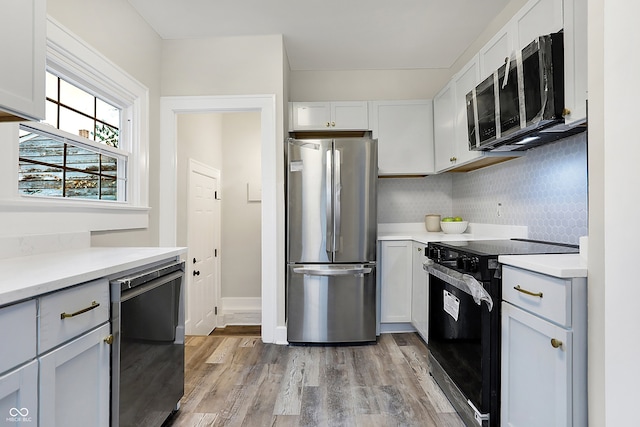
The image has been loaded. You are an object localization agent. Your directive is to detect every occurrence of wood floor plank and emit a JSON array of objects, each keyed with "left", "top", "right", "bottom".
[
  {"left": 205, "top": 337, "right": 241, "bottom": 364},
  {"left": 167, "top": 332, "right": 464, "bottom": 427}
]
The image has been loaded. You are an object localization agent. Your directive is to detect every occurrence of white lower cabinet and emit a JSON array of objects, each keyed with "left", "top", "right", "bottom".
[
  {"left": 410, "top": 242, "right": 428, "bottom": 342},
  {"left": 380, "top": 240, "right": 413, "bottom": 323},
  {"left": 39, "top": 323, "right": 110, "bottom": 427},
  {"left": 0, "top": 360, "right": 38, "bottom": 424},
  {"left": 501, "top": 265, "right": 587, "bottom": 427},
  {"left": 501, "top": 303, "right": 571, "bottom": 426}
]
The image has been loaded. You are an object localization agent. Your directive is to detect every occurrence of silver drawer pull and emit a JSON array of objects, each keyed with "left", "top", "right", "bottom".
[
  {"left": 60, "top": 301, "right": 100, "bottom": 319},
  {"left": 513, "top": 285, "right": 543, "bottom": 298}
]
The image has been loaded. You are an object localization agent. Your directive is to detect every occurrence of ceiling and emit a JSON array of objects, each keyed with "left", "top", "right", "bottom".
[{"left": 127, "top": 0, "right": 511, "bottom": 71}]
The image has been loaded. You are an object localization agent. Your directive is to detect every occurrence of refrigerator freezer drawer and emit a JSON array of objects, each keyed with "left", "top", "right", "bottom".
[{"left": 287, "top": 264, "right": 376, "bottom": 344}]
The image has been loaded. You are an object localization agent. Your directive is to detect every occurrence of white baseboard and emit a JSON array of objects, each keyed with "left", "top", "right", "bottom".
[
  {"left": 379, "top": 322, "right": 416, "bottom": 334},
  {"left": 220, "top": 297, "right": 261, "bottom": 326},
  {"left": 273, "top": 326, "right": 288, "bottom": 345}
]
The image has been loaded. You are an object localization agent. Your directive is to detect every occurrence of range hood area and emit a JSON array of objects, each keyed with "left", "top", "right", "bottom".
[{"left": 466, "top": 32, "right": 587, "bottom": 153}]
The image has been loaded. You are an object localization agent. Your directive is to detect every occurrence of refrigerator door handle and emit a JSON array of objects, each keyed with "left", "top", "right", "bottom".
[
  {"left": 325, "top": 149, "right": 333, "bottom": 254},
  {"left": 334, "top": 149, "right": 341, "bottom": 254},
  {"left": 292, "top": 266, "right": 372, "bottom": 276}
]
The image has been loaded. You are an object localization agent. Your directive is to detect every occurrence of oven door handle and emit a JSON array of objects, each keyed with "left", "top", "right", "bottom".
[
  {"left": 424, "top": 260, "right": 494, "bottom": 311},
  {"left": 119, "top": 270, "right": 183, "bottom": 302}
]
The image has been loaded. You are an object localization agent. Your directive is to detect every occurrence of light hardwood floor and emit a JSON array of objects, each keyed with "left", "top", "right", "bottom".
[{"left": 165, "top": 330, "right": 464, "bottom": 427}]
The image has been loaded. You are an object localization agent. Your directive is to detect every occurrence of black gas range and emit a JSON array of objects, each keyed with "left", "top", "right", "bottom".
[{"left": 425, "top": 238, "right": 578, "bottom": 427}]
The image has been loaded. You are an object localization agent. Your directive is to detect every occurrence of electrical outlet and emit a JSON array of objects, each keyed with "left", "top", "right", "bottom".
[{"left": 497, "top": 202, "right": 503, "bottom": 217}]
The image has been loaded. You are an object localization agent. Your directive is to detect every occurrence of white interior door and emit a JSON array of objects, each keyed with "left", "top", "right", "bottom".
[{"left": 186, "top": 160, "right": 221, "bottom": 335}]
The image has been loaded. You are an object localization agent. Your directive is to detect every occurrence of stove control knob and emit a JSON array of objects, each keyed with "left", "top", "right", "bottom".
[{"left": 464, "top": 257, "right": 479, "bottom": 273}]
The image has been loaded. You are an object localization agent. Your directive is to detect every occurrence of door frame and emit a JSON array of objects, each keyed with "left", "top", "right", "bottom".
[
  {"left": 159, "top": 95, "right": 284, "bottom": 344},
  {"left": 186, "top": 159, "right": 221, "bottom": 334}
]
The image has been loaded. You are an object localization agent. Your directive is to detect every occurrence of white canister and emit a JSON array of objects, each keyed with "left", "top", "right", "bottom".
[{"left": 425, "top": 214, "right": 441, "bottom": 232}]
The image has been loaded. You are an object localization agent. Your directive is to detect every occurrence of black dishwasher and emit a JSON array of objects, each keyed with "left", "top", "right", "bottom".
[{"left": 110, "top": 260, "right": 185, "bottom": 427}]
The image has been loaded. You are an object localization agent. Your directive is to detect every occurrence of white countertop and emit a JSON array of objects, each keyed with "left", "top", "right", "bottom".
[
  {"left": 0, "top": 246, "right": 186, "bottom": 307},
  {"left": 378, "top": 222, "right": 529, "bottom": 244},
  {"left": 379, "top": 223, "right": 588, "bottom": 279},
  {"left": 499, "top": 253, "right": 587, "bottom": 278}
]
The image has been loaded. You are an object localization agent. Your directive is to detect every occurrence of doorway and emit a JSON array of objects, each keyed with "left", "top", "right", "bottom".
[{"left": 159, "top": 95, "right": 285, "bottom": 344}]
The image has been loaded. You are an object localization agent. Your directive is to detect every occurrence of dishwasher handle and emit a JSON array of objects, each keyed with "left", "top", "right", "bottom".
[{"left": 119, "top": 270, "right": 184, "bottom": 302}]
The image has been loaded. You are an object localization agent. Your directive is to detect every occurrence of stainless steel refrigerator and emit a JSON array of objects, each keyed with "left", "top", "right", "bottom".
[{"left": 286, "top": 137, "right": 377, "bottom": 343}]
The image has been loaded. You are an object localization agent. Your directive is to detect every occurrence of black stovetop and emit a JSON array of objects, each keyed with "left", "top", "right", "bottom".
[{"left": 431, "top": 238, "right": 579, "bottom": 257}]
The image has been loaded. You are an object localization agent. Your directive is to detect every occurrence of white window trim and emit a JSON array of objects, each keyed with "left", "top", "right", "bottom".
[{"left": 0, "top": 17, "right": 150, "bottom": 235}]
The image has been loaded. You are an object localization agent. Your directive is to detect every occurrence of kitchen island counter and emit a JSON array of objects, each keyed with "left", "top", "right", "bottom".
[{"left": 0, "top": 246, "right": 186, "bottom": 306}]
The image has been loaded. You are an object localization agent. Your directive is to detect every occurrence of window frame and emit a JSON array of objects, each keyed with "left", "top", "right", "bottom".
[{"left": 0, "top": 18, "right": 150, "bottom": 234}]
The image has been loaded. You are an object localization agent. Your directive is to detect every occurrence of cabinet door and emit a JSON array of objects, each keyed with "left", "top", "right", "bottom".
[
  {"left": 0, "top": 0, "right": 45, "bottom": 121},
  {"left": 291, "top": 102, "right": 331, "bottom": 130},
  {"left": 410, "top": 242, "right": 428, "bottom": 341},
  {"left": 562, "top": 0, "right": 588, "bottom": 125},
  {"left": 433, "top": 82, "right": 457, "bottom": 172},
  {"left": 501, "top": 302, "right": 571, "bottom": 427},
  {"left": 39, "top": 323, "right": 110, "bottom": 427},
  {"left": 453, "top": 57, "right": 484, "bottom": 165},
  {"left": 380, "top": 241, "right": 412, "bottom": 323},
  {"left": 479, "top": 25, "right": 514, "bottom": 80},
  {"left": 0, "top": 360, "right": 38, "bottom": 424},
  {"left": 330, "top": 101, "right": 369, "bottom": 130},
  {"left": 372, "top": 100, "right": 435, "bottom": 176},
  {"left": 513, "top": 0, "right": 563, "bottom": 51}
]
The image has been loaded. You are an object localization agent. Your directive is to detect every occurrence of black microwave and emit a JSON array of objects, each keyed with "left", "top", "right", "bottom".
[{"left": 466, "top": 32, "right": 571, "bottom": 151}]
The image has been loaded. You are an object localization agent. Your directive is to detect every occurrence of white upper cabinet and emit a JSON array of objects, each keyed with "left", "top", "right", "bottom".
[
  {"left": 480, "top": 0, "right": 563, "bottom": 80},
  {"left": 433, "top": 83, "right": 457, "bottom": 172},
  {"left": 372, "top": 100, "right": 435, "bottom": 176},
  {"left": 290, "top": 101, "right": 369, "bottom": 130},
  {"left": 0, "top": 0, "right": 45, "bottom": 122},
  {"left": 479, "top": 25, "right": 514, "bottom": 80},
  {"left": 512, "top": 0, "right": 563, "bottom": 51},
  {"left": 434, "top": 56, "right": 506, "bottom": 173},
  {"left": 563, "top": 0, "right": 588, "bottom": 124}
]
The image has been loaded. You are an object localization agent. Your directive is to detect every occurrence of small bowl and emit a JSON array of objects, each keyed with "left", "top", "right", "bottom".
[{"left": 440, "top": 221, "right": 468, "bottom": 234}]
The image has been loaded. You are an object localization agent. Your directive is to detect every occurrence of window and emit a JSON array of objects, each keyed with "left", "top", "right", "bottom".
[
  {"left": 19, "top": 123, "right": 126, "bottom": 200},
  {"left": 45, "top": 71, "right": 121, "bottom": 148},
  {"left": 18, "top": 73, "right": 127, "bottom": 201},
  {"left": 0, "top": 18, "right": 150, "bottom": 236}
]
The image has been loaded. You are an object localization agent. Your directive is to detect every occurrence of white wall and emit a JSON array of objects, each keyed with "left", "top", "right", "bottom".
[
  {"left": 289, "top": 0, "right": 529, "bottom": 102},
  {"left": 160, "top": 35, "right": 287, "bottom": 333},
  {"left": 588, "top": 1, "right": 640, "bottom": 425},
  {"left": 47, "top": 0, "right": 163, "bottom": 247},
  {"left": 221, "top": 112, "right": 262, "bottom": 299},
  {"left": 176, "top": 113, "right": 224, "bottom": 248},
  {"left": 289, "top": 69, "right": 450, "bottom": 101}
]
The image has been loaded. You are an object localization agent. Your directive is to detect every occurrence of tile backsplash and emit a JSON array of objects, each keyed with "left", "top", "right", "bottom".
[
  {"left": 377, "top": 174, "right": 453, "bottom": 224},
  {"left": 378, "top": 132, "right": 588, "bottom": 245}
]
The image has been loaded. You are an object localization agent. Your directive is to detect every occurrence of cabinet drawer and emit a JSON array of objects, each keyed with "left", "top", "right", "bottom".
[
  {"left": 39, "top": 279, "right": 109, "bottom": 353},
  {"left": 502, "top": 265, "right": 571, "bottom": 326},
  {"left": 0, "top": 300, "right": 36, "bottom": 374}
]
